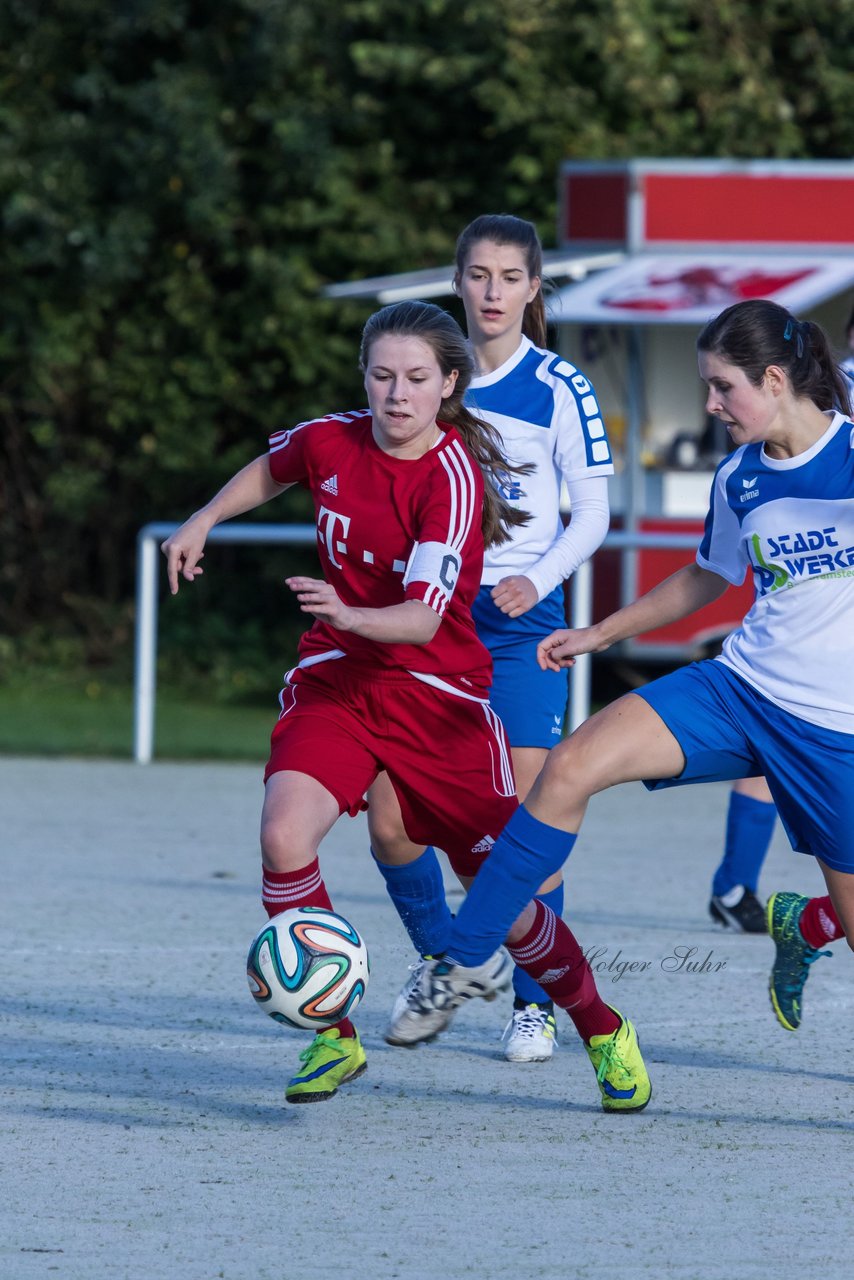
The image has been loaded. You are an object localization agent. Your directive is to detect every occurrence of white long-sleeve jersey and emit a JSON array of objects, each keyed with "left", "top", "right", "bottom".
[{"left": 466, "top": 336, "right": 613, "bottom": 600}]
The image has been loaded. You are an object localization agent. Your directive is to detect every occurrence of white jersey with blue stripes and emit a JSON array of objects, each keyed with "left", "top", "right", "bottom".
[
  {"left": 697, "top": 410, "right": 854, "bottom": 733},
  {"left": 465, "top": 336, "right": 613, "bottom": 595}
]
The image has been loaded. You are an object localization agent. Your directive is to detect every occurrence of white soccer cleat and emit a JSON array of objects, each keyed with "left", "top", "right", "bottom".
[
  {"left": 389, "top": 956, "right": 430, "bottom": 1026},
  {"left": 501, "top": 1003, "right": 558, "bottom": 1062},
  {"left": 385, "top": 950, "right": 512, "bottom": 1046}
]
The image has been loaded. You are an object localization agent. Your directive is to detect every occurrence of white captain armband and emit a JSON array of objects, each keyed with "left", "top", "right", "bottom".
[{"left": 403, "top": 540, "right": 462, "bottom": 612}]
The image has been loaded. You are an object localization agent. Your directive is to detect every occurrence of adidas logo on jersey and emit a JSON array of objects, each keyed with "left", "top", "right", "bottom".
[
  {"left": 320, "top": 474, "right": 339, "bottom": 495},
  {"left": 471, "top": 834, "right": 496, "bottom": 854}
]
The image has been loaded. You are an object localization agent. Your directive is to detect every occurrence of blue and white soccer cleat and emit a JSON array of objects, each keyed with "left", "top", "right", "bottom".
[{"left": 385, "top": 950, "right": 512, "bottom": 1046}]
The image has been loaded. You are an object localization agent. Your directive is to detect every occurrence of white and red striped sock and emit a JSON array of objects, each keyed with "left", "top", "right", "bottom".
[
  {"left": 261, "top": 857, "right": 333, "bottom": 919},
  {"left": 507, "top": 900, "right": 620, "bottom": 1043},
  {"left": 260, "top": 860, "right": 356, "bottom": 1039}
]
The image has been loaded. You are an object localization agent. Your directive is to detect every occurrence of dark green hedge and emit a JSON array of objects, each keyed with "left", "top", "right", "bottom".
[{"left": 2, "top": 0, "right": 852, "bottom": 676}]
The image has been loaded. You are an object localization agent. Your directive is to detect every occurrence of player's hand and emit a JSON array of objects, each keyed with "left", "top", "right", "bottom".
[
  {"left": 160, "top": 515, "right": 211, "bottom": 595},
  {"left": 285, "top": 576, "right": 357, "bottom": 629},
  {"left": 537, "top": 625, "right": 607, "bottom": 671},
  {"left": 491, "top": 575, "right": 539, "bottom": 618}
]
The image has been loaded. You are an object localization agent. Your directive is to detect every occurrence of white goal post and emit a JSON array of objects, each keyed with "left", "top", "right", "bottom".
[{"left": 134, "top": 522, "right": 317, "bottom": 763}]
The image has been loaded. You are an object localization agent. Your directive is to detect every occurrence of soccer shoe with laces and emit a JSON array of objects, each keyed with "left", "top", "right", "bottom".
[
  {"left": 285, "top": 1028, "right": 367, "bottom": 1104},
  {"left": 385, "top": 950, "right": 512, "bottom": 1046},
  {"left": 709, "top": 886, "right": 767, "bottom": 933},
  {"left": 766, "top": 892, "right": 832, "bottom": 1031},
  {"left": 584, "top": 1009, "right": 651, "bottom": 1113},
  {"left": 390, "top": 956, "right": 431, "bottom": 1025},
  {"left": 502, "top": 1003, "right": 558, "bottom": 1062}
]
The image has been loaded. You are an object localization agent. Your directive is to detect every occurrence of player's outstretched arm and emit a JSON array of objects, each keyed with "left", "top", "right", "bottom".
[
  {"left": 161, "top": 456, "right": 289, "bottom": 594},
  {"left": 538, "top": 626, "right": 604, "bottom": 670},
  {"left": 286, "top": 577, "right": 440, "bottom": 645},
  {"left": 537, "top": 562, "right": 728, "bottom": 671}
]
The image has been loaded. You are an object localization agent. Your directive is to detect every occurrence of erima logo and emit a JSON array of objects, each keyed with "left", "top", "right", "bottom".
[
  {"left": 740, "top": 475, "right": 759, "bottom": 503},
  {"left": 320, "top": 475, "right": 338, "bottom": 495},
  {"left": 471, "top": 835, "right": 495, "bottom": 854}
]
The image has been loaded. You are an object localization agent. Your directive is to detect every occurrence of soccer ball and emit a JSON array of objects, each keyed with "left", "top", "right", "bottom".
[{"left": 246, "top": 907, "right": 370, "bottom": 1031}]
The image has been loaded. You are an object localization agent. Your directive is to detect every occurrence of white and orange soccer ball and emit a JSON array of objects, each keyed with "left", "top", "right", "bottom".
[{"left": 246, "top": 907, "right": 370, "bottom": 1031}]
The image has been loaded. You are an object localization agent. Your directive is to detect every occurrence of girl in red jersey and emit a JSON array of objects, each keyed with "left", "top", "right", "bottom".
[
  {"left": 370, "top": 214, "right": 615, "bottom": 1064},
  {"left": 161, "top": 301, "right": 650, "bottom": 1110}
]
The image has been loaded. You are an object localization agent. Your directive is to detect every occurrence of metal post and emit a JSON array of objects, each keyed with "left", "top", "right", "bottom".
[
  {"left": 133, "top": 522, "right": 319, "bottom": 762},
  {"left": 133, "top": 528, "right": 160, "bottom": 764},
  {"left": 568, "top": 560, "right": 593, "bottom": 731},
  {"left": 622, "top": 325, "right": 645, "bottom": 608}
]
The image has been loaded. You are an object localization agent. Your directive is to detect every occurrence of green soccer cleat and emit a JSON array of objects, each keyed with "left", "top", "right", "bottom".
[
  {"left": 766, "top": 892, "right": 832, "bottom": 1032},
  {"left": 585, "top": 1009, "right": 651, "bottom": 1113},
  {"left": 285, "top": 1028, "right": 367, "bottom": 1104}
]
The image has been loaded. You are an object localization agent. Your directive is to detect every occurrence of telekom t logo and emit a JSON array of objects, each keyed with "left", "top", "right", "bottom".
[{"left": 317, "top": 506, "right": 351, "bottom": 569}]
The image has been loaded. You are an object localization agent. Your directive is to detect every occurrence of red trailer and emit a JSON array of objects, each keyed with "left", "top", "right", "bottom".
[{"left": 551, "top": 159, "right": 854, "bottom": 659}]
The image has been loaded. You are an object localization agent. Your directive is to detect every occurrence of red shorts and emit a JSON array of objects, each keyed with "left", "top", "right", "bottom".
[{"left": 264, "top": 660, "right": 518, "bottom": 877}]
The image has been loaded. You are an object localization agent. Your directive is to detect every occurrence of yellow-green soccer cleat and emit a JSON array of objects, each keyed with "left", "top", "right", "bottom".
[
  {"left": 766, "top": 892, "right": 832, "bottom": 1032},
  {"left": 585, "top": 1010, "right": 651, "bottom": 1113},
  {"left": 285, "top": 1028, "right": 367, "bottom": 1104}
]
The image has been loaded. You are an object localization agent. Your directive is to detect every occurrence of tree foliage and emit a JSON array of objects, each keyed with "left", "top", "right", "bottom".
[{"left": 1, "top": 0, "right": 852, "bottom": 669}]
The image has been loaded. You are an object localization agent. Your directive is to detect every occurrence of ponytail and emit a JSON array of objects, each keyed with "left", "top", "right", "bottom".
[
  {"left": 522, "top": 292, "right": 548, "bottom": 349},
  {"left": 698, "top": 300, "right": 850, "bottom": 412},
  {"left": 435, "top": 390, "right": 533, "bottom": 549}
]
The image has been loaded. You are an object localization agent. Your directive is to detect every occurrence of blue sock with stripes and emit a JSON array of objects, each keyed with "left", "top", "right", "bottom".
[
  {"left": 712, "top": 791, "right": 777, "bottom": 897},
  {"left": 372, "top": 845, "right": 453, "bottom": 957},
  {"left": 445, "top": 806, "right": 576, "bottom": 968},
  {"left": 511, "top": 881, "right": 565, "bottom": 1005}
]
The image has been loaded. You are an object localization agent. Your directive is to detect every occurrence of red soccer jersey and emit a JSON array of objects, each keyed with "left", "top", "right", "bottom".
[{"left": 268, "top": 410, "right": 493, "bottom": 696}]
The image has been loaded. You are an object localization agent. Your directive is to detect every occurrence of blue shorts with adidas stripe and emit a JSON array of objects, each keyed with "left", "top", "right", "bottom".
[
  {"left": 637, "top": 658, "right": 854, "bottom": 874},
  {"left": 471, "top": 583, "right": 569, "bottom": 749}
]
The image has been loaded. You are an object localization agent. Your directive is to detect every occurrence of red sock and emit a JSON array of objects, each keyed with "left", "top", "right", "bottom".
[
  {"left": 260, "top": 860, "right": 355, "bottom": 1040},
  {"left": 799, "top": 896, "right": 844, "bottom": 948},
  {"left": 261, "top": 857, "right": 334, "bottom": 917},
  {"left": 506, "top": 901, "right": 621, "bottom": 1042}
]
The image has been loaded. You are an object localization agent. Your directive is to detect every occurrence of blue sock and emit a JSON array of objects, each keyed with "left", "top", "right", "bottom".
[
  {"left": 512, "top": 881, "right": 564, "bottom": 1005},
  {"left": 445, "top": 806, "right": 576, "bottom": 968},
  {"left": 372, "top": 846, "right": 453, "bottom": 956},
  {"left": 712, "top": 791, "right": 777, "bottom": 897}
]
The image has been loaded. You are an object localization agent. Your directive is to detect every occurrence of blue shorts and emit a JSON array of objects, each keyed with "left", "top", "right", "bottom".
[
  {"left": 472, "top": 583, "right": 568, "bottom": 749},
  {"left": 637, "top": 659, "right": 854, "bottom": 874}
]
